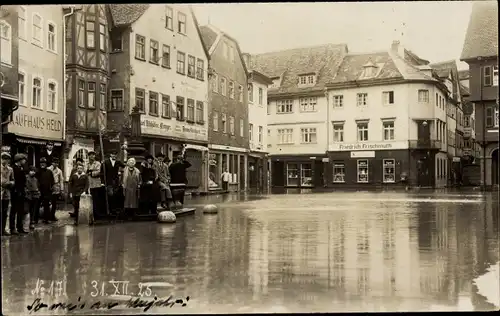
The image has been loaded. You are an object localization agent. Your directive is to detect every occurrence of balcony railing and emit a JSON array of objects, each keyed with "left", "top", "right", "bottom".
[{"left": 408, "top": 139, "right": 441, "bottom": 149}]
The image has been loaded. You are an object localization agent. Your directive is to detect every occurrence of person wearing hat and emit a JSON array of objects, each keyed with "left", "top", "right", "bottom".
[
  {"left": 41, "top": 141, "right": 56, "bottom": 166},
  {"left": 10, "top": 153, "right": 28, "bottom": 234},
  {"left": 169, "top": 150, "right": 191, "bottom": 207},
  {"left": 139, "top": 153, "right": 159, "bottom": 214},
  {"left": 1, "top": 152, "right": 14, "bottom": 235},
  {"left": 100, "top": 150, "right": 121, "bottom": 214},
  {"left": 153, "top": 152, "right": 173, "bottom": 209},
  {"left": 86, "top": 151, "right": 103, "bottom": 217},
  {"left": 37, "top": 157, "right": 55, "bottom": 224},
  {"left": 48, "top": 158, "right": 64, "bottom": 221}
]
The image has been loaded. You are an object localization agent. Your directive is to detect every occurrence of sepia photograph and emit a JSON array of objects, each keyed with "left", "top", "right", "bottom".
[{"left": 0, "top": 1, "right": 498, "bottom": 314}]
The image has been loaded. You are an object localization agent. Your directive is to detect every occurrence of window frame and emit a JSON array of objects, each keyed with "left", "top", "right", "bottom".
[
  {"left": 333, "top": 95, "right": 343, "bottom": 108},
  {"left": 484, "top": 66, "right": 492, "bottom": 86},
  {"left": 248, "top": 83, "right": 253, "bottom": 102},
  {"left": 221, "top": 113, "right": 227, "bottom": 133},
  {"left": 213, "top": 111, "right": 219, "bottom": 131},
  {"left": 240, "top": 119, "right": 244, "bottom": 137},
  {"left": 196, "top": 101, "right": 204, "bottom": 124},
  {"left": 165, "top": 6, "right": 173, "bottom": 30},
  {"left": 493, "top": 65, "right": 498, "bottom": 86},
  {"left": 176, "top": 96, "right": 185, "bottom": 121},
  {"left": 383, "top": 159, "right": 396, "bottom": 183},
  {"left": 85, "top": 20, "right": 95, "bottom": 49},
  {"left": 356, "top": 93, "right": 368, "bottom": 107},
  {"left": 382, "top": 120, "right": 395, "bottom": 141},
  {"left": 382, "top": 91, "right": 394, "bottom": 105},
  {"left": 47, "top": 21, "right": 57, "bottom": 53},
  {"left": 249, "top": 123, "right": 253, "bottom": 141},
  {"left": 299, "top": 97, "right": 317, "bottom": 112},
  {"left": 162, "top": 44, "right": 170, "bottom": 68},
  {"left": 332, "top": 122, "right": 344, "bottom": 142},
  {"left": 187, "top": 55, "right": 196, "bottom": 78},
  {"left": 258, "top": 88, "right": 263, "bottom": 105},
  {"left": 99, "top": 23, "right": 106, "bottom": 52},
  {"left": 418, "top": 89, "right": 429, "bottom": 103},
  {"left": 229, "top": 116, "right": 235, "bottom": 135},
  {"left": 178, "top": 12, "right": 187, "bottom": 34},
  {"left": 238, "top": 85, "right": 243, "bottom": 102},
  {"left": 333, "top": 162, "right": 345, "bottom": 183},
  {"left": 161, "top": 94, "right": 171, "bottom": 118},
  {"left": 78, "top": 80, "right": 85, "bottom": 108},
  {"left": 109, "top": 89, "right": 124, "bottom": 112},
  {"left": 300, "top": 127, "right": 317, "bottom": 144},
  {"left": 99, "top": 83, "right": 106, "bottom": 111},
  {"left": 177, "top": 51, "right": 186, "bottom": 75},
  {"left": 186, "top": 98, "right": 195, "bottom": 122},
  {"left": 135, "top": 34, "right": 146, "bottom": 60},
  {"left": 18, "top": 6, "right": 27, "bottom": 40},
  {"left": 357, "top": 159, "right": 369, "bottom": 183},
  {"left": 47, "top": 80, "right": 58, "bottom": 113},
  {"left": 87, "top": 82, "right": 96, "bottom": 109},
  {"left": 32, "top": 13, "right": 43, "bottom": 47},
  {"left": 149, "top": 39, "right": 159, "bottom": 64},
  {"left": 228, "top": 81, "right": 235, "bottom": 99},
  {"left": 18, "top": 71, "right": 26, "bottom": 106},
  {"left": 32, "top": 76, "right": 43, "bottom": 109},
  {"left": 196, "top": 58, "right": 204, "bottom": 81},
  {"left": 0, "top": 21, "right": 12, "bottom": 65},
  {"left": 277, "top": 99, "right": 293, "bottom": 114},
  {"left": 149, "top": 91, "right": 159, "bottom": 116},
  {"left": 357, "top": 122, "right": 369, "bottom": 142},
  {"left": 220, "top": 77, "right": 227, "bottom": 96},
  {"left": 277, "top": 128, "right": 294, "bottom": 144},
  {"left": 135, "top": 88, "right": 145, "bottom": 113}
]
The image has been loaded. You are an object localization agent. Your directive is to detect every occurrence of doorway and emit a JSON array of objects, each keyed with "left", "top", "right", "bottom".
[{"left": 492, "top": 149, "right": 498, "bottom": 186}]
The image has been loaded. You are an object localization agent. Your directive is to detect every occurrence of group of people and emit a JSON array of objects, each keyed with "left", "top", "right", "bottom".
[{"left": 1, "top": 146, "right": 191, "bottom": 236}]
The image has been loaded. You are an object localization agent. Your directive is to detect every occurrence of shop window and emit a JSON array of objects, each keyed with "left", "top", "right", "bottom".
[
  {"left": 301, "top": 163, "right": 313, "bottom": 187},
  {"left": 383, "top": 159, "right": 395, "bottom": 183},
  {"left": 287, "top": 163, "right": 299, "bottom": 187},
  {"left": 333, "top": 162, "right": 345, "bottom": 183},
  {"left": 357, "top": 159, "right": 368, "bottom": 183}
]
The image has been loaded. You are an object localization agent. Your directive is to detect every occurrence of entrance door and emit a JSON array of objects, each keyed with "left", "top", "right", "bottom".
[
  {"left": 271, "top": 161, "right": 285, "bottom": 187},
  {"left": 492, "top": 149, "right": 499, "bottom": 186},
  {"left": 417, "top": 158, "right": 430, "bottom": 187},
  {"left": 314, "top": 160, "right": 324, "bottom": 187}
]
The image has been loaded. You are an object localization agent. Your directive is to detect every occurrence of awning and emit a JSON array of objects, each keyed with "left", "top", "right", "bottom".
[
  {"left": 248, "top": 152, "right": 266, "bottom": 159},
  {"left": 16, "top": 137, "right": 62, "bottom": 146}
]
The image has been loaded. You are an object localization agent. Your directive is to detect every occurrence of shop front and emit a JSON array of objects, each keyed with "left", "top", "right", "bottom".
[
  {"left": 208, "top": 144, "right": 248, "bottom": 192},
  {"left": 248, "top": 152, "right": 268, "bottom": 191},
  {"left": 270, "top": 155, "right": 325, "bottom": 188}
]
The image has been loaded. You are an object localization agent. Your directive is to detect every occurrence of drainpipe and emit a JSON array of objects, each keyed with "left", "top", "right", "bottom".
[
  {"left": 479, "top": 58, "right": 486, "bottom": 190},
  {"left": 324, "top": 87, "right": 329, "bottom": 187},
  {"left": 63, "top": 7, "right": 77, "bottom": 143}
]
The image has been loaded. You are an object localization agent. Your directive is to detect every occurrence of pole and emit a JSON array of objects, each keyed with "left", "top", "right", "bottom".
[
  {"left": 480, "top": 60, "right": 486, "bottom": 190},
  {"left": 98, "top": 125, "right": 110, "bottom": 216}
]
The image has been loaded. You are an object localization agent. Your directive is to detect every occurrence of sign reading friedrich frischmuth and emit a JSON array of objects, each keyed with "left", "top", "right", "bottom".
[{"left": 330, "top": 141, "right": 409, "bottom": 151}]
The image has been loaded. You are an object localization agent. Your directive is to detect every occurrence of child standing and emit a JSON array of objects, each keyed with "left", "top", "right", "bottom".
[
  {"left": 69, "top": 163, "right": 89, "bottom": 225},
  {"left": 26, "top": 166, "right": 41, "bottom": 229}
]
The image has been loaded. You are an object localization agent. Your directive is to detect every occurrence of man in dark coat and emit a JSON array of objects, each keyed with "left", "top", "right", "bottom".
[
  {"left": 10, "top": 153, "right": 28, "bottom": 234},
  {"left": 139, "top": 153, "right": 159, "bottom": 214},
  {"left": 40, "top": 141, "right": 57, "bottom": 166},
  {"left": 168, "top": 152, "right": 191, "bottom": 206},
  {"left": 37, "top": 157, "right": 55, "bottom": 224},
  {"left": 100, "top": 151, "right": 122, "bottom": 214}
]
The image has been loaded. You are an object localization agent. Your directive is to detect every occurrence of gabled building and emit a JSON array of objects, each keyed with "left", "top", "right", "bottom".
[
  {"left": 458, "top": 69, "right": 470, "bottom": 89},
  {"left": 107, "top": 4, "right": 210, "bottom": 192},
  {"left": 249, "top": 43, "right": 348, "bottom": 188},
  {"left": 325, "top": 41, "right": 450, "bottom": 188},
  {"left": 200, "top": 24, "right": 249, "bottom": 192},
  {"left": 460, "top": 1, "right": 499, "bottom": 187}
]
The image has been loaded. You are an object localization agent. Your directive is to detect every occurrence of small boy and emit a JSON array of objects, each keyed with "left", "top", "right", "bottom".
[
  {"left": 25, "top": 166, "right": 41, "bottom": 229},
  {"left": 69, "top": 163, "right": 89, "bottom": 225}
]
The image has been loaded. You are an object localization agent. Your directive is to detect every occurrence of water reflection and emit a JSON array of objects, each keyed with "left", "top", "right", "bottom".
[{"left": 1, "top": 192, "right": 498, "bottom": 314}]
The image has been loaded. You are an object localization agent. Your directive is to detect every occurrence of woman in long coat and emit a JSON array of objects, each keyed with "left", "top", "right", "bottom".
[{"left": 122, "top": 158, "right": 141, "bottom": 216}]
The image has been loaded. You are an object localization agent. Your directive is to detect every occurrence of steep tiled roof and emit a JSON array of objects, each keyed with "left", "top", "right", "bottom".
[
  {"left": 404, "top": 49, "right": 430, "bottom": 66},
  {"left": 459, "top": 83, "right": 470, "bottom": 97},
  {"left": 462, "top": 100, "right": 473, "bottom": 115},
  {"left": 430, "top": 60, "right": 460, "bottom": 101},
  {"left": 199, "top": 26, "right": 218, "bottom": 52},
  {"left": 460, "top": 1, "right": 498, "bottom": 60},
  {"left": 250, "top": 43, "right": 348, "bottom": 94},
  {"left": 109, "top": 4, "right": 150, "bottom": 26},
  {"left": 458, "top": 69, "right": 470, "bottom": 80}
]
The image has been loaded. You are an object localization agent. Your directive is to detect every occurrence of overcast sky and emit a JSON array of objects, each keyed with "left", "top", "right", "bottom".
[{"left": 192, "top": 1, "right": 475, "bottom": 70}]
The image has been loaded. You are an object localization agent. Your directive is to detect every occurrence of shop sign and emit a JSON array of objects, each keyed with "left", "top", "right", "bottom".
[
  {"left": 330, "top": 141, "right": 408, "bottom": 152},
  {"left": 141, "top": 117, "right": 207, "bottom": 142},
  {"left": 351, "top": 151, "right": 375, "bottom": 158},
  {"left": 8, "top": 106, "right": 64, "bottom": 140}
]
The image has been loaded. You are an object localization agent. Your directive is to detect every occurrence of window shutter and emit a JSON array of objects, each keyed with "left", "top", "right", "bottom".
[
  {"left": 484, "top": 66, "right": 492, "bottom": 86},
  {"left": 486, "top": 106, "right": 493, "bottom": 127}
]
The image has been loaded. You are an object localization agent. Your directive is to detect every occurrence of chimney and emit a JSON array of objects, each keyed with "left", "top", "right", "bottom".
[
  {"left": 418, "top": 65, "right": 433, "bottom": 78},
  {"left": 390, "top": 40, "right": 405, "bottom": 57},
  {"left": 241, "top": 53, "right": 250, "bottom": 68}
]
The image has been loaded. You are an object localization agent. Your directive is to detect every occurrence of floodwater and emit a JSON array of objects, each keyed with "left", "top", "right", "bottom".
[{"left": 1, "top": 191, "right": 499, "bottom": 314}]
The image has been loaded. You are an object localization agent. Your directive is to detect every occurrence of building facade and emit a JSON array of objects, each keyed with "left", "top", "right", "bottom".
[
  {"left": 108, "top": 4, "right": 210, "bottom": 192},
  {"left": 200, "top": 24, "right": 249, "bottom": 192},
  {"left": 65, "top": 4, "right": 111, "bottom": 177},
  {"left": 461, "top": 1, "right": 499, "bottom": 187},
  {"left": 4, "top": 5, "right": 64, "bottom": 167},
  {"left": 325, "top": 42, "right": 450, "bottom": 188},
  {"left": 250, "top": 44, "right": 348, "bottom": 188}
]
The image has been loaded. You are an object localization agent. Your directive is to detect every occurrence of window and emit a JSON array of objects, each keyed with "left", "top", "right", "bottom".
[
  {"left": 78, "top": 80, "right": 85, "bottom": 108},
  {"left": 228, "top": 45, "right": 235, "bottom": 63},
  {"left": 248, "top": 83, "right": 253, "bottom": 102},
  {"left": 135, "top": 88, "right": 145, "bottom": 112},
  {"left": 299, "top": 97, "right": 317, "bottom": 112},
  {"left": 258, "top": 88, "right": 263, "bottom": 105},
  {"left": 135, "top": 34, "right": 145, "bottom": 59},
  {"left": 162, "top": 45, "right": 170, "bottom": 68},
  {"left": 287, "top": 163, "right": 299, "bottom": 186},
  {"left": 213, "top": 112, "right": 219, "bottom": 131},
  {"left": 333, "top": 95, "right": 343, "bottom": 108},
  {"left": 178, "top": 12, "right": 186, "bottom": 34},
  {"left": 299, "top": 75, "right": 315, "bottom": 85},
  {"left": 149, "top": 91, "right": 159, "bottom": 116},
  {"left": 18, "top": 7, "right": 27, "bottom": 40},
  {"left": 249, "top": 123, "right": 253, "bottom": 141},
  {"left": 258, "top": 126, "right": 263, "bottom": 143},
  {"left": 32, "top": 78, "right": 42, "bottom": 108},
  {"left": 435, "top": 93, "right": 438, "bottom": 107},
  {"left": 221, "top": 113, "right": 227, "bottom": 133},
  {"left": 220, "top": 77, "right": 226, "bottom": 96},
  {"left": 47, "top": 82, "right": 56, "bottom": 112},
  {"left": 85, "top": 21, "right": 94, "bottom": 49},
  {"left": 229, "top": 81, "right": 235, "bottom": 99},
  {"left": 333, "top": 163, "right": 345, "bottom": 183},
  {"left": 111, "top": 31, "right": 122, "bottom": 52},
  {"left": 87, "top": 82, "right": 96, "bottom": 109},
  {"left": 32, "top": 14, "right": 43, "bottom": 46},
  {"left": 18, "top": 73, "right": 25, "bottom": 106},
  {"left": 196, "top": 101, "right": 204, "bottom": 123},
  {"left": 99, "top": 83, "right": 106, "bottom": 110},
  {"left": 357, "top": 93, "right": 368, "bottom": 106},
  {"left": 47, "top": 23, "right": 56, "bottom": 52},
  {"left": 267, "top": 101, "right": 271, "bottom": 115},
  {"left": 196, "top": 59, "right": 204, "bottom": 80},
  {"left": 240, "top": 119, "right": 244, "bottom": 137},
  {"left": 484, "top": 66, "right": 492, "bottom": 86},
  {"left": 176, "top": 96, "right": 185, "bottom": 120},
  {"left": 187, "top": 98, "right": 195, "bottom": 121},
  {"left": 277, "top": 100, "right": 293, "bottom": 113},
  {"left": 177, "top": 52, "right": 185, "bottom": 74},
  {"left": 485, "top": 105, "right": 499, "bottom": 128},
  {"left": 357, "top": 122, "right": 369, "bottom": 141},
  {"left": 0, "top": 21, "right": 11, "bottom": 64},
  {"left": 278, "top": 128, "right": 293, "bottom": 144},
  {"left": 333, "top": 123, "right": 344, "bottom": 142},
  {"left": 212, "top": 74, "right": 218, "bottom": 92},
  {"left": 301, "top": 128, "right": 317, "bottom": 143},
  {"left": 493, "top": 65, "right": 499, "bottom": 86},
  {"left": 110, "top": 90, "right": 123, "bottom": 111},
  {"left": 165, "top": 6, "right": 173, "bottom": 30},
  {"left": 229, "top": 116, "right": 235, "bottom": 135},
  {"left": 383, "top": 159, "right": 395, "bottom": 183},
  {"left": 150, "top": 40, "right": 159, "bottom": 64},
  {"left": 418, "top": 89, "right": 429, "bottom": 103},
  {"left": 357, "top": 160, "right": 369, "bottom": 183},
  {"left": 99, "top": 24, "right": 105, "bottom": 51},
  {"left": 161, "top": 94, "right": 171, "bottom": 118},
  {"left": 382, "top": 91, "right": 394, "bottom": 105},
  {"left": 383, "top": 121, "right": 395, "bottom": 141},
  {"left": 187, "top": 55, "right": 195, "bottom": 77}
]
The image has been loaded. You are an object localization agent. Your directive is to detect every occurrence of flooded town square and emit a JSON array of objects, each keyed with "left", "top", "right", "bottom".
[{"left": 2, "top": 190, "right": 499, "bottom": 314}]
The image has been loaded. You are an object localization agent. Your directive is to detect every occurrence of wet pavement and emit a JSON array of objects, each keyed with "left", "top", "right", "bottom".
[{"left": 1, "top": 190, "right": 499, "bottom": 314}]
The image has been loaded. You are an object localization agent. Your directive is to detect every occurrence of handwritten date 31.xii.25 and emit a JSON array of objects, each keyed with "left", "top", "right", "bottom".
[{"left": 31, "top": 279, "right": 155, "bottom": 298}]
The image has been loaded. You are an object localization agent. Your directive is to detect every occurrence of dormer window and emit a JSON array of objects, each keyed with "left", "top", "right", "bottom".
[
  {"left": 271, "top": 77, "right": 280, "bottom": 89},
  {"left": 362, "top": 60, "right": 378, "bottom": 78},
  {"left": 299, "top": 74, "right": 315, "bottom": 86}
]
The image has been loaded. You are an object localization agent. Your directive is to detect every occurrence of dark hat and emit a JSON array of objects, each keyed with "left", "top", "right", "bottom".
[
  {"left": 46, "top": 141, "right": 54, "bottom": 146},
  {"left": 156, "top": 152, "right": 165, "bottom": 158},
  {"left": 1, "top": 152, "right": 11, "bottom": 159},
  {"left": 14, "top": 153, "right": 27, "bottom": 162},
  {"left": 28, "top": 166, "right": 37, "bottom": 172},
  {"left": 88, "top": 151, "right": 97, "bottom": 156},
  {"left": 145, "top": 153, "right": 154, "bottom": 160},
  {"left": 75, "top": 157, "right": 84, "bottom": 163},
  {"left": 40, "top": 157, "right": 47, "bottom": 163}
]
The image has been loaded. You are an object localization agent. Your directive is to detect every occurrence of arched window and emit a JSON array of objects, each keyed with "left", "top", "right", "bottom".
[
  {"left": 47, "top": 80, "right": 57, "bottom": 112},
  {"left": 73, "top": 149, "right": 89, "bottom": 171},
  {"left": 0, "top": 21, "right": 12, "bottom": 65},
  {"left": 32, "top": 77, "right": 42, "bottom": 108}
]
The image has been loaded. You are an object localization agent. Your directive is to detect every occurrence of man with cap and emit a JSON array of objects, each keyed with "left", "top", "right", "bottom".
[
  {"left": 37, "top": 157, "right": 55, "bottom": 224},
  {"left": 41, "top": 141, "right": 56, "bottom": 166},
  {"left": 10, "top": 153, "right": 28, "bottom": 234},
  {"left": 1, "top": 152, "right": 14, "bottom": 235},
  {"left": 100, "top": 150, "right": 121, "bottom": 214},
  {"left": 153, "top": 152, "right": 174, "bottom": 209},
  {"left": 139, "top": 153, "right": 159, "bottom": 214},
  {"left": 168, "top": 149, "right": 191, "bottom": 207},
  {"left": 69, "top": 157, "right": 85, "bottom": 217},
  {"left": 86, "top": 151, "right": 103, "bottom": 217},
  {"left": 48, "top": 158, "right": 64, "bottom": 221}
]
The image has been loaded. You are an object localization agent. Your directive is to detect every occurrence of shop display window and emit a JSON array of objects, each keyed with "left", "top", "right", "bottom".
[
  {"left": 287, "top": 163, "right": 299, "bottom": 186},
  {"left": 383, "top": 159, "right": 396, "bottom": 183},
  {"left": 333, "top": 162, "right": 345, "bottom": 183},
  {"left": 301, "top": 163, "right": 313, "bottom": 187},
  {"left": 357, "top": 159, "right": 368, "bottom": 183}
]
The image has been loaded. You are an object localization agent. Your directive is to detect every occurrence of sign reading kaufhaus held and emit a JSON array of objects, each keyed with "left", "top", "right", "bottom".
[
  {"left": 329, "top": 141, "right": 408, "bottom": 151},
  {"left": 8, "top": 106, "right": 63, "bottom": 140},
  {"left": 141, "top": 117, "right": 207, "bottom": 142}
]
